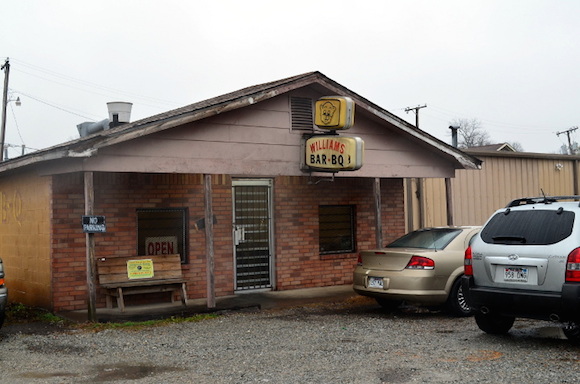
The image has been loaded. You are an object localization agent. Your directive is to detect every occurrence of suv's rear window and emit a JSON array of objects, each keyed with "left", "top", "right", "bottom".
[
  {"left": 481, "top": 209, "right": 574, "bottom": 245},
  {"left": 388, "top": 228, "right": 462, "bottom": 250}
]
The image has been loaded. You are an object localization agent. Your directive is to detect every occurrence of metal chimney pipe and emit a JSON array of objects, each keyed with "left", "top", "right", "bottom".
[{"left": 449, "top": 126, "right": 459, "bottom": 148}]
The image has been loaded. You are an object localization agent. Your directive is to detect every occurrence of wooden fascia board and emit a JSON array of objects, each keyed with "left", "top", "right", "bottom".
[{"left": 95, "top": 79, "right": 317, "bottom": 148}]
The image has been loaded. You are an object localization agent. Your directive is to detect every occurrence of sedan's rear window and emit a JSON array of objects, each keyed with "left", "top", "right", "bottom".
[
  {"left": 388, "top": 228, "right": 462, "bottom": 250},
  {"left": 481, "top": 209, "right": 574, "bottom": 245}
]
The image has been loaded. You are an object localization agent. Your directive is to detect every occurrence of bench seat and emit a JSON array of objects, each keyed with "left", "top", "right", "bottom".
[{"left": 97, "top": 254, "right": 188, "bottom": 312}]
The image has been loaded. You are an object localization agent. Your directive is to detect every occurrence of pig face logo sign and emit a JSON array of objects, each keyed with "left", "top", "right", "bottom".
[
  {"left": 314, "top": 96, "right": 354, "bottom": 130},
  {"left": 319, "top": 101, "right": 337, "bottom": 125}
]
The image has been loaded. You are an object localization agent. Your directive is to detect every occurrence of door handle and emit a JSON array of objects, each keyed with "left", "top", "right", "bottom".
[{"left": 234, "top": 226, "right": 246, "bottom": 245}]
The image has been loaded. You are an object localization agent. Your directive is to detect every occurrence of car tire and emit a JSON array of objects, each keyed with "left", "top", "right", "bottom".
[
  {"left": 446, "top": 277, "right": 473, "bottom": 317},
  {"left": 474, "top": 312, "right": 515, "bottom": 334},
  {"left": 563, "top": 322, "right": 580, "bottom": 344},
  {"left": 0, "top": 311, "right": 4, "bottom": 329},
  {"left": 375, "top": 298, "right": 402, "bottom": 311}
]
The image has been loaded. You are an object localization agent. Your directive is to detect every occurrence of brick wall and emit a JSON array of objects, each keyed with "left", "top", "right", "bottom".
[
  {"left": 51, "top": 172, "right": 404, "bottom": 311},
  {"left": 273, "top": 177, "right": 405, "bottom": 290},
  {"left": 51, "top": 172, "right": 234, "bottom": 311}
]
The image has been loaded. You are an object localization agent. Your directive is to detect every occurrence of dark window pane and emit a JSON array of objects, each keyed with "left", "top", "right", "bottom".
[
  {"left": 319, "top": 205, "right": 355, "bottom": 254},
  {"left": 388, "top": 228, "right": 462, "bottom": 250},
  {"left": 137, "top": 209, "right": 187, "bottom": 263},
  {"left": 481, "top": 210, "right": 574, "bottom": 245}
]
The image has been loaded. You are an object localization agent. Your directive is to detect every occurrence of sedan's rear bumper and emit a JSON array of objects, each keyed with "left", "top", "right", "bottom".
[
  {"left": 353, "top": 268, "right": 448, "bottom": 305},
  {"left": 462, "top": 275, "right": 580, "bottom": 321}
]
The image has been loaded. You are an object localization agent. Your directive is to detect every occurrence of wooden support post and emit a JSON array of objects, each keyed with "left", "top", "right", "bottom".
[
  {"left": 445, "top": 178, "right": 454, "bottom": 226},
  {"left": 374, "top": 178, "right": 383, "bottom": 248},
  {"left": 574, "top": 160, "right": 579, "bottom": 196},
  {"left": 84, "top": 171, "right": 97, "bottom": 322},
  {"left": 204, "top": 174, "right": 216, "bottom": 308}
]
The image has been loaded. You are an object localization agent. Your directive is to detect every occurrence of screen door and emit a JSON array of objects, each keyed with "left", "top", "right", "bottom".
[{"left": 232, "top": 180, "right": 273, "bottom": 290}]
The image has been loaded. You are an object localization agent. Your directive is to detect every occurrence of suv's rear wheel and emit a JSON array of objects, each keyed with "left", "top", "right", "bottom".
[
  {"left": 474, "top": 312, "right": 515, "bottom": 334},
  {"left": 563, "top": 322, "right": 580, "bottom": 344},
  {"left": 446, "top": 278, "right": 473, "bottom": 317}
]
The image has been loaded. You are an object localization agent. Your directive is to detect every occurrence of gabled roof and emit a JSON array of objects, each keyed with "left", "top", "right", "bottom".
[
  {"left": 467, "top": 143, "right": 517, "bottom": 152},
  {"left": 0, "top": 71, "right": 481, "bottom": 173}
]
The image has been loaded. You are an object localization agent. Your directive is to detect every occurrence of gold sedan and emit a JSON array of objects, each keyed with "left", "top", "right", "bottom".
[{"left": 353, "top": 226, "right": 480, "bottom": 316}]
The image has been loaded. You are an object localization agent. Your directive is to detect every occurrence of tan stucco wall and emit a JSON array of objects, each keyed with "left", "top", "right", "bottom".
[{"left": 0, "top": 170, "right": 51, "bottom": 307}]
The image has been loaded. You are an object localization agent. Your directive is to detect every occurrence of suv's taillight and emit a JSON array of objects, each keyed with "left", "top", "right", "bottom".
[
  {"left": 566, "top": 248, "right": 580, "bottom": 282},
  {"left": 405, "top": 256, "right": 434, "bottom": 270},
  {"left": 464, "top": 246, "right": 473, "bottom": 276}
]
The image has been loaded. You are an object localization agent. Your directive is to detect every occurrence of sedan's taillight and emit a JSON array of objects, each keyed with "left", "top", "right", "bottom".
[
  {"left": 356, "top": 253, "right": 363, "bottom": 266},
  {"left": 405, "top": 256, "right": 434, "bottom": 270},
  {"left": 464, "top": 246, "right": 473, "bottom": 276},
  {"left": 566, "top": 248, "right": 580, "bottom": 282}
]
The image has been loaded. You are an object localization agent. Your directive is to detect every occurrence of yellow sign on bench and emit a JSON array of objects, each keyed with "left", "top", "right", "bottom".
[{"left": 127, "top": 259, "right": 154, "bottom": 279}]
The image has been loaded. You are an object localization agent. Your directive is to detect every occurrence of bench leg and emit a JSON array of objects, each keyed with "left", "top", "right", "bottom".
[
  {"left": 180, "top": 282, "right": 188, "bottom": 306},
  {"left": 116, "top": 287, "right": 125, "bottom": 312},
  {"left": 105, "top": 293, "right": 113, "bottom": 309}
]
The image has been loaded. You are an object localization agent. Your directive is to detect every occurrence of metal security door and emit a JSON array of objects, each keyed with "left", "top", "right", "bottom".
[{"left": 233, "top": 180, "right": 273, "bottom": 290}]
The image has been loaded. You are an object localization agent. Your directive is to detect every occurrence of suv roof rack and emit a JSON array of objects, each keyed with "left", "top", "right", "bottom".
[{"left": 506, "top": 195, "right": 580, "bottom": 207}]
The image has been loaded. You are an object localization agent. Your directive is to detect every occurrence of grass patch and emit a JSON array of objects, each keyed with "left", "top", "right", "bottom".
[
  {"left": 6, "top": 302, "right": 70, "bottom": 326},
  {"left": 5, "top": 302, "right": 220, "bottom": 331},
  {"left": 78, "top": 313, "right": 220, "bottom": 332}
]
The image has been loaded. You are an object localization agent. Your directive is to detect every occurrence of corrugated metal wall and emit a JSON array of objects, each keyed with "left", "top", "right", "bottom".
[{"left": 409, "top": 153, "right": 579, "bottom": 228}]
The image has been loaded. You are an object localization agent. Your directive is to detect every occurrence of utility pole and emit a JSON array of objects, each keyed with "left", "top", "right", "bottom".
[
  {"left": 405, "top": 104, "right": 427, "bottom": 128},
  {"left": 557, "top": 126, "right": 579, "bottom": 155},
  {"left": 1, "top": 58, "right": 10, "bottom": 162}
]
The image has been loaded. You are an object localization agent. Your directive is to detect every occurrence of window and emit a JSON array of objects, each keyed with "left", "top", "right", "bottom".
[
  {"left": 137, "top": 209, "right": 188, "bottom": 263},
  {"left": 319, "top": 205, "right": 355, "bottom": 254},
  {"left": 481, "top": 209, "right": 574, "bottom": 245},
  {"left": 388, "top": 228, "right": 462, "bottom": 250}
]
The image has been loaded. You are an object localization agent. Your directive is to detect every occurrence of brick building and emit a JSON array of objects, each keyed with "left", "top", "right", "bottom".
[{"left": 0, "top": 72, "right": 480, "bottom": 313}]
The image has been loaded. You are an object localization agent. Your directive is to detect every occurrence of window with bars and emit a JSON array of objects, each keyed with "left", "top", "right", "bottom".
[
  {"left": 137, "top": 208, "right": 188, "bottom": 263},
  {"left": 319, "top": 205, "right": 355, "bottom": 254}
]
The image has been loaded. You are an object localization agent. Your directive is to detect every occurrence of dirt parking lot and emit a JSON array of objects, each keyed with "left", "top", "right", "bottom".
[{"left": 1, "top": 296, "right": 579, "bottom": 383}]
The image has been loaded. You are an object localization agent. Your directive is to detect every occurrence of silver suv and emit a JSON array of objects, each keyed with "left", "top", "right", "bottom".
[
  {"left": 462, "top": 196, "right": 580, "bottom": 342},
  {"left": 0, "top": 258, "right": 6, "bottom": 328}
]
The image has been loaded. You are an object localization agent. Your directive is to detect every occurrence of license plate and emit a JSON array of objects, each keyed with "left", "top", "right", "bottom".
[
  {"left": 504, "top": 267, "right": 528, "bottom": 282},
  {"left": 368, "top": 277, "right": 384, "bottom": 289}
]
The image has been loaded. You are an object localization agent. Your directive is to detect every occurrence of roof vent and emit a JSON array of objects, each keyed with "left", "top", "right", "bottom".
[
  {"left": 107, "top": 101, "right": 133, "bottom": 128},
  {"left": 77, "top": 119, "right": 110, "bottom": 138}
]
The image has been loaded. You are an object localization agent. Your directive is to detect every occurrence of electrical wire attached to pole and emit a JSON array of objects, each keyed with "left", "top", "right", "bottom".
[{"left": 556, "top": 126, "right": 578, "bottom": 155}]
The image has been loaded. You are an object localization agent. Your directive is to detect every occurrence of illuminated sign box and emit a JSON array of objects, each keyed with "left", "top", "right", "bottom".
[
  {"left": 305, "top": 136, "right": 364, "bottom": 171},
  {"left": 314, "top": 96, "right": 355, "bottom": 130}
]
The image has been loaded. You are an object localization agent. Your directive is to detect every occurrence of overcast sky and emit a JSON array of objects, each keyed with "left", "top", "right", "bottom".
[{"left": 1, "top": 0, "right": 579, "bottom": 158}]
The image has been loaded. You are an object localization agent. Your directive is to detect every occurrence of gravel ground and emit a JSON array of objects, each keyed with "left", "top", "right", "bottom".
[{"left": 1, "top": 296, "right": 580, "bottom": 384}]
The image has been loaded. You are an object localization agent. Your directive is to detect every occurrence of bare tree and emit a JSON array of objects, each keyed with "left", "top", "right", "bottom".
[
  {"left": 507, "top": 141, "right": 524, "bottom": 152},
  {"left": 450, "top": 118, "right": 491, "bottom": 149}
]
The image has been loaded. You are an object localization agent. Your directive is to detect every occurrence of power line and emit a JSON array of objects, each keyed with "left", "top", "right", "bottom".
[
  {"left": 10, "top": 57, "right": 181, "bottom": 108},
  {"left": 12, "top": 88, "right": 97, "bottom": 120}
]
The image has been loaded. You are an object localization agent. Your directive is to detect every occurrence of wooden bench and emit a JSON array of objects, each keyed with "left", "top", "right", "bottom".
[{"left": 97, "top": 254, "right": 188, "bottom": 312}]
